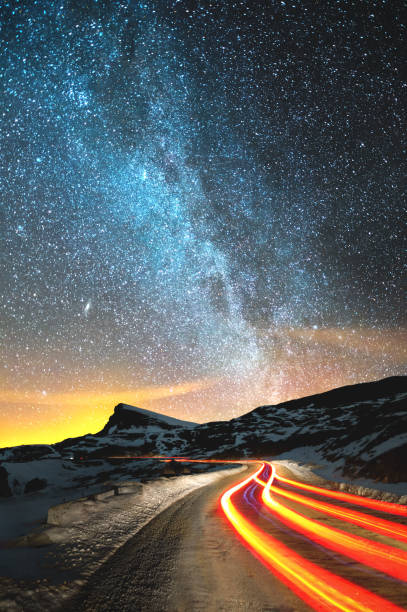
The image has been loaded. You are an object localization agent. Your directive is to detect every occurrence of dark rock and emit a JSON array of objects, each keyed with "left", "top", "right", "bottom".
[
  {"left": 0, "top": 466, "right": 12, "bottom": 497},
  {"left": 24, "top": 478, "right": 47, "bottom": 493},
  {"left": 162, "top": 459, "right": 184, "bottom": 476},
  {"left": 97, "top": 403, "right": 197, "bottom": 435},
  {"left": 352, "top": 443, "right": 407, "bottom": 483}
]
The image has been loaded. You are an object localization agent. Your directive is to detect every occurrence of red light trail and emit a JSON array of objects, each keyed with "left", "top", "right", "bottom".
[
  {"left": 117, "top": 455, "right": 407, "bottom": 610},
  {"left": 261, "top": 465, "right": 407, "bottom": 582},
  {"left": 264, "top": 479, "right": 407, "bottom": 544},
  {"left": 220, "top": 462, "right": 406, "bottom": 612},
  {"left": 274, "top": 473, "right": 407, "bottom": 517}
]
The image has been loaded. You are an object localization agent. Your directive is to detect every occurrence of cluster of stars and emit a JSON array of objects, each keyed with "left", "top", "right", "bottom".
[{"left": 0, "top": 0, "right": 405, "bottom": 445}]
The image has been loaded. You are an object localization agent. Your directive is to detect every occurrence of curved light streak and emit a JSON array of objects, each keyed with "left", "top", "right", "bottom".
[
  {"left": 126, "top": 455, "right": 407, "bottom": 610},
  {"left": 220, "top": 463, "right": 404, "bottom": 612},
  {"left": 267, "top": 478, "right": 407, "bottom": 543},
  {"left": 262, "top": 465, "right": 407, "bottom": 582},
  {"left": 275, "top": 473, "right": 407, "bottom": 516}
]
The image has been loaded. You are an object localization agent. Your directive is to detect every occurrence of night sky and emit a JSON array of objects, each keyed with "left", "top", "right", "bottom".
[{"left": 1, "top": 0, "right": 406, "bottom": 447}]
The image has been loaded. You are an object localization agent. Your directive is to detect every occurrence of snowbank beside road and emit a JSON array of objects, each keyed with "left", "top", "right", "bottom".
[
  {"left": 0, "top": 466, "right": 243, "bottom": 612},
  {"left": 273, "top": 451, "right": 407, "bottom": 500}
]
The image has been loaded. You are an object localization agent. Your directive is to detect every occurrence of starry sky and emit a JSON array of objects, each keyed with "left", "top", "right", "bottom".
[{"left": 1, "top": 0, "right": 406, "bottom": 447}]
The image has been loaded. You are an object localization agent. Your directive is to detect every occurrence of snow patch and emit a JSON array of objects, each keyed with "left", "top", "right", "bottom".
[
  {"left": 118, "top": 404, "right": 198, "bottom": 428},
  {"left": 360, "top": 433, "right": 407, "bottom": 460}
]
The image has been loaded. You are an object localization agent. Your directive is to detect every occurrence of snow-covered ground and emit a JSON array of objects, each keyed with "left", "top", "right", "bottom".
[
  {"left": 108, "top": 404, "right": 198, "bottom": 429},
  {"left": 1, "top": 450, "right": 406, "bottom": 612},
  {"left": 0, "top": 466, "right": 243, "bottom": 612}
]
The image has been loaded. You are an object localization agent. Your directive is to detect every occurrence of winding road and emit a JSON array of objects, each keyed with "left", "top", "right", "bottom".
[{"left": 66, "top": 460, "right": 407, "bottom": 611}]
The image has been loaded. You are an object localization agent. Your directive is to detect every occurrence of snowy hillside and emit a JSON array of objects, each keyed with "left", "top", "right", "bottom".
[
  {"left": 187, "top": 376, "right": 407, "bottom": 482},
  {"left": 101, "top": 403, "right": 198, "bottom": 431},
  {"left": 0, "top": 404, "right": 200, "bottom": 499},
  {"left": 1, "top": 376, "right": 406, "bottom": 498},
  {"left": 53, "top": 401, "right": 198, "bottom": 460}
]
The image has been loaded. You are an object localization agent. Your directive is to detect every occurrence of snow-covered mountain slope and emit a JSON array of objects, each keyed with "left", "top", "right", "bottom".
[
  {"left": 53, "top": 402, "right": 198, "bottom": 460},
  {"left": 0, "top": 405, "right": 199, "bottom": 497},
  {"left": 186, "top": 375, "right": 407, "bottom": 482},
  {"left": 101, "top": 403, "right": 198, "bottom": 432},
  {"left": 60, "top": 375, "right": 406, "bottom": 482},
  {"left": 1, "top": 376, "right": 406, "bottom": 497}
]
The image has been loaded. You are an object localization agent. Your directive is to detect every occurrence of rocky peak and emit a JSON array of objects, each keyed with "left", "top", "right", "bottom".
[{"left": 98, "top": 403, "right": 197, "bottom": 435}]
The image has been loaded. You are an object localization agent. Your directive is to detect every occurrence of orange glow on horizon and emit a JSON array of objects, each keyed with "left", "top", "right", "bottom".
[
  {"left": 0, "top": 378, "right": 216, "bottom": 448},
  {"left": 1, "top": 325, "right": 405, "bottom": 448}
]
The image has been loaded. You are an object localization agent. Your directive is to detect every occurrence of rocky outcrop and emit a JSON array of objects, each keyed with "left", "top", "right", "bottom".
[
  {"left": 24, "top": 478, "right": 47, "bottom": 493},
  {"left": 97, "top": 403, "right": 197, "bottom": 435},
  {"left": 0, "top": 466, "right": 12, "bottom": 497}
]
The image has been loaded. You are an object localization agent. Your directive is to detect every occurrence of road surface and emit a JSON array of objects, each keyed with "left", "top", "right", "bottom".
[{"left": 65, "top": 461, "right": 407, "bottom": 611}]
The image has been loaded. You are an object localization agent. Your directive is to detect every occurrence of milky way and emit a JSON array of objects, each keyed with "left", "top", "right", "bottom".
[{"left": 1, "top": 1, "right": 406, "bottom": 445}]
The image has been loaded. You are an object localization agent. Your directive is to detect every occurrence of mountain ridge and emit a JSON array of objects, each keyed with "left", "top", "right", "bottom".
[{"left": 1, "top": 375, "right": 406, "bottom": 496}]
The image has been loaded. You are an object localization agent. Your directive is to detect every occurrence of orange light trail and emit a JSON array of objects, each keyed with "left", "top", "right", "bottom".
[
  {"left": 275, "top": 473, "right": 407, "bottom": 516},
  {"left": 121, "top": 455, "right": 407, "bottom": 610},
  {"left": 220, "top": 462, "right": 404, "bottom": 612},
  {"left": 262, "top": 465, "right": 407, "bottom": 582},
  {"left": 266, "top": 478, "right": 407, "bottom": 543}
]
